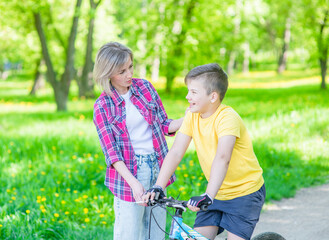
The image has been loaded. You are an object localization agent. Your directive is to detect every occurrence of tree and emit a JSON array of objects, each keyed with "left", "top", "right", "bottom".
[
  {"left": 301, "top": 0, "right": 329, "bottom": 89},
  {"left": 34, "top": 0, "right": 83, "bottom": 111},
  {"left": 77, "top": 0, "right": 102, "bottom": 99}
]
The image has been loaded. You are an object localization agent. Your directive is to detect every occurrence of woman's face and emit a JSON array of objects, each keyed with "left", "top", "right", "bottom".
[{"left": 110, "top": 58, "right": 134, "bottom": 95}]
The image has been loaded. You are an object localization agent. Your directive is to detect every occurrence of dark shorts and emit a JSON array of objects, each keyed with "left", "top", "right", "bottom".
[{"left": 194, "top": 184, "right": 266, "bottom": 240}]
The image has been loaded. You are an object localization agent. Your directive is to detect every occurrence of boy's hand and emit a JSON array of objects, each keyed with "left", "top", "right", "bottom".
[
  {"left": 187, "top": 193, "right": 213, "bottom": 211},
  {"left": 142, "top": 185, "right": 166, "bottom": 205}
]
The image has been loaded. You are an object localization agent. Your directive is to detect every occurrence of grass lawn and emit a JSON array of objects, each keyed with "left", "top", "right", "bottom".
[{"left": 1, "top": 70, "right": 329, "bottom": 239}]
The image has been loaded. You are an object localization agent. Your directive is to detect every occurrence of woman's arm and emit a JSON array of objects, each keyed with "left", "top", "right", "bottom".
[
  {"left": 168, "top": 117, "right": 184, "bottom": 133},
  {"left": 112, "top": 161, "right": 146, "bottom": 205}
]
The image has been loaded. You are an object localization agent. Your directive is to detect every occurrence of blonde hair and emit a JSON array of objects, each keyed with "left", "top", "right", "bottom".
[
  {"left": 93, "top": 42, "right": 133, "bottom": 95},
  {"left": 185, "top": 63, "right": 228, "bottom": 101}
]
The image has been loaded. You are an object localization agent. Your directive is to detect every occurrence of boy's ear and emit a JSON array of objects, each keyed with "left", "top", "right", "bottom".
[{"left": 210, "top": 92, "right": 219, "bottom": 103}]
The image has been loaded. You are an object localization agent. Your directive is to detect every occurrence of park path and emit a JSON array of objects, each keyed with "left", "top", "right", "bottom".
[{"left": 216, "top": 183, "right": 329, "bottom": 240}]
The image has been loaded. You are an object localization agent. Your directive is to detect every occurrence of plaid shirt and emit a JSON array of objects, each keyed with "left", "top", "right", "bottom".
[{"left": 93, "top": 78, "right": 176, "bottom": 202}]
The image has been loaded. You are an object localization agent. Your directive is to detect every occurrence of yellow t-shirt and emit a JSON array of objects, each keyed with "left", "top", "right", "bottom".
[{"left": 179, "top": 104, "right": 264, "bottom": 200}]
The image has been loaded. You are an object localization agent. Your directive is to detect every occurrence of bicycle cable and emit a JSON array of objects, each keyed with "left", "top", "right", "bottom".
[{"left": 148, "top": 203, "right": 196, "bottom": 240}]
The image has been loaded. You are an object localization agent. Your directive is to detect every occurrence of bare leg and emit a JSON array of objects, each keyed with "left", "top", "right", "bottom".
[
  {"left": 193, "top": 226, "right": 219, "bottom": 240},
  {"left": 227, "top": 231, "right": 245, "bottom": 240}
]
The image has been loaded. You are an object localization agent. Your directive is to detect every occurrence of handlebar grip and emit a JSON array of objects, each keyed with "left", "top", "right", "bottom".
[{"left": 200, "top": 205, "right": 208, "bottom": 211}]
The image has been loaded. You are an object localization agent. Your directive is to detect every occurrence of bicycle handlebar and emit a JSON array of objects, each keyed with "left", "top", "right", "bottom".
[{"left": 149, "top": 195, "right": 209, "bottom": 211}]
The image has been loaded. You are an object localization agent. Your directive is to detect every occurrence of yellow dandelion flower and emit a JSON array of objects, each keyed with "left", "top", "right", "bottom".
[
  {"left": 55, "top": 193, "right": 59, "bottom": 197},
  {"left": 73, "top": 212, "right": 77, "bottom": 215},
  {"left": 183, "top": 174, "right": 188, "bottom": 178},
  {"left": 6, "top": 189, "right": 11, "bottom": 193},
  {"left": 100, "top": 196, "right": 104, "bottom": 199},
  {"left": 26, "top": 210, "right": 30, "bottom": 214},
  {"left": 11, "top": 196, "right": 16, "bottom": 201},
  {"left": 8, "top": 149, "right": 12, "bottom": 154},
  {"left": 66, "top": 188, "right": 71, "bottom": 192},
  {"left": 40, "top": 188, "right": 45, "bottom": 192},
  {"left": 44, "top": 220, "right": 47, "bottom": 223},
  {"left": 58, "top": 220, "right": 64, "bottom": 223},
  {"left": 52, "top": 146, "right": 56, "bottom": 151},
  {"left": 54, "top": 213, "right": 59, "bottom": 218},
  {"left": 197, "top": 183, "right": 201, "bottom": 186},
  {"left": 65, "top": 211, "right": 70, "bottom": 215},
  {"left": 82, "top": 226, "right": 86, "bottom": 229},
  {"left": 83, "top": 208, "right": 88, "bottom": 214},
  {"left": 85, "top": 218, "right": 90, "bottom": 223},
  {"left": 73, "top": 190, "right": 78, "bottom": 193},
  {"left": 41, "top": 197, "right": 46, "bottom": 202},
  {"left": 0, "top": 224, "right": 3, "bottom": 227},
  {"left": 94, "top": 154, "right": 99, "bottom": 158},
  {"left": 91, "top": 180, "right": 97, "bottom": 186},
  {"left": 42, "top": 209, "right": 46, "bottom": 213},
  {"left": 12, "top": 187, "right": 16, "bottom": 191},
  {"left": 60, "top": 150, "right": 64, "bottom": 154},
  {"left": 93, "top": 196, "right": 98, "bottom": 200},
  {"left": 74, "top": 198, "right": 80, "bottom": 202},
  {"left": 99, "top": 214, "right": 105, "bottom": 218},
  {"left": 79, "top": 115, "right": 85, "bottom": 120},
  {"left": 101, "top": 221, "right": 106, "bottom": 225},
  {"left": 72, "top": 155, "right": 77, "bottom": 160},
  {"left": 83, "top": 195, "right": 88, "bottom": 199},
  {"left": 61, "top": 200, "right": 66, "bottom": 205},
  {"left": 40, "top": 205, "right": 45, "bottom": 209}
]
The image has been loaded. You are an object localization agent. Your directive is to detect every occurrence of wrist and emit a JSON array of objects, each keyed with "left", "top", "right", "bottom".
[
  {"left": 203, "top": 193, "right": 214, "bottom": 202},
  {"left": 153, "top": 185, "right": 164, "bottom": 191}
]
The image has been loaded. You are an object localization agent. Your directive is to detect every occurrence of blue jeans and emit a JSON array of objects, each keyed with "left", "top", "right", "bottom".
[{"left": 113, "top": 153, "right": 166, "bottom": 240}]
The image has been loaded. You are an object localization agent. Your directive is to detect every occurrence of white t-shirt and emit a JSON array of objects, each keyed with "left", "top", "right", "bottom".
[{"left": 121, "top": 89, "right": 154, "bottom": 154}]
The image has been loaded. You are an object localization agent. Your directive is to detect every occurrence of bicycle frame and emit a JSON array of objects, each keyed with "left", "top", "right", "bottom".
[
  {"left": 150, "top": 197, "right": 210, "bottom": 240},
  {"left": 169, "top": 208, "right": 210, "bottom": 240}
]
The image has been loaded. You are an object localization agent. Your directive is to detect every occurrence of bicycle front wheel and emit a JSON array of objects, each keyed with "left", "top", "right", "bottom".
[{"left": 252, "top": 232, "right": 286, "bottom": 240}]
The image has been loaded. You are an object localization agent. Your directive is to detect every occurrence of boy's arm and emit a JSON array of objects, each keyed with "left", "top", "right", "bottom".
[
  {"left": 187, "top": 135, "right": 236, "bottom": 211},
  {"left": 206, "top": 135, "right": 236, "bottom": 198},
  {"left": 143, "top": 132, "right": 192, "bottom": 201}
]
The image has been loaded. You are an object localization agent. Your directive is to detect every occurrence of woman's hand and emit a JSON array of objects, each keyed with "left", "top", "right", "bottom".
[{"left": 131, "top": 180, "right": 147, "bottom": 206}]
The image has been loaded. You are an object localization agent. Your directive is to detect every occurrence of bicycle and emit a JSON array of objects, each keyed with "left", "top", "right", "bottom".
[{"left": 148, "top": 196, "right": 286, "bottom": 240}]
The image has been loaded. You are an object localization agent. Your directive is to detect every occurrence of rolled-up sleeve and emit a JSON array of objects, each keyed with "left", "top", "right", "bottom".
[
  {"left": 93, "top": 102, "right": 124, "bottom": 167},
  {"left": 149, "top": 83, "right": 175, "bottom": 137}
]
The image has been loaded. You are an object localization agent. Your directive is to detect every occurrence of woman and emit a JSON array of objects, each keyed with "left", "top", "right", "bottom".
[{"left": 93, "top": 42, "right": 183, "bottom": 240}]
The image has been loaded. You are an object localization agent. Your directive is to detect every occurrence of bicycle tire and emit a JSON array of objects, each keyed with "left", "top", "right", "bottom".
[{"left": 252, "top": 232, "right": 286, "bottom": 240}]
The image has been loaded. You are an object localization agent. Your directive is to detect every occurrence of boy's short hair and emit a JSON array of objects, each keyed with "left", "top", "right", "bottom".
[{"left": 184, "top": 63, "right": 228, "bottom": 101}]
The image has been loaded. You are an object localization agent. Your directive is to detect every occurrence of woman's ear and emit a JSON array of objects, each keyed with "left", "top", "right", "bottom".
[{"left": 210, "top": 92, "right": 219, "bottom": 103}]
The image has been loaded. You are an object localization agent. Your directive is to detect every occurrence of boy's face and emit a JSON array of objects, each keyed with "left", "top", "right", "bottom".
[{"left": 186, "top": 79, "right": 213, "bottom": 114}]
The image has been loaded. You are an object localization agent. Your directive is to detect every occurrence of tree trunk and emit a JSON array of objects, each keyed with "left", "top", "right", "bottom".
[
  {"left": 78, "top": 0, "right": 101, "bottom": 99},
  {"left": 30, "top": 58, "right": 45, "bottom": 95},
  {"left": 277, "top": 17, "right": 291, "bottom": 74},
  {"left": 151, "top": 56, "right": 160, "bottom": 82},
  {"left": 227, "top": 51, "right": 236, "bottom": 75},
  {"left": 318, "top": 10, "right": 328, "bottom": 90},
  {"left": 33, "top": 0, "right": 82, "bottom": 111},
  {"left": 320, "top": 58, "right": 327, "bottom": 89},
  {"left": 242, "top": 42, "right": 250, "bottom": 73}
]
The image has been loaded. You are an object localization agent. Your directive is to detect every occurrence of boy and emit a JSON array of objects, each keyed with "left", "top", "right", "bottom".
[{"left": 143, "top": 63, "right": 265, "bottom": 240}]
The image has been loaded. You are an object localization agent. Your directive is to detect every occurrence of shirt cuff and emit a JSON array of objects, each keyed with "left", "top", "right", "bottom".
[{"left": 163, "top": 119, "right": 175, "bottom": 137}]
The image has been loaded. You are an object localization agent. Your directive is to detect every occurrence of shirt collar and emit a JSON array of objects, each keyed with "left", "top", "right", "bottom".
[{"left": 109, "top": 79, "right": 139, "bottom": 106}]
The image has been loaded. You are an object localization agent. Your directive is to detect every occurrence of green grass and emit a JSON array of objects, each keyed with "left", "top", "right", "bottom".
[{"left": 1, "top": 71, "right": 329, "bottom": 239}]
